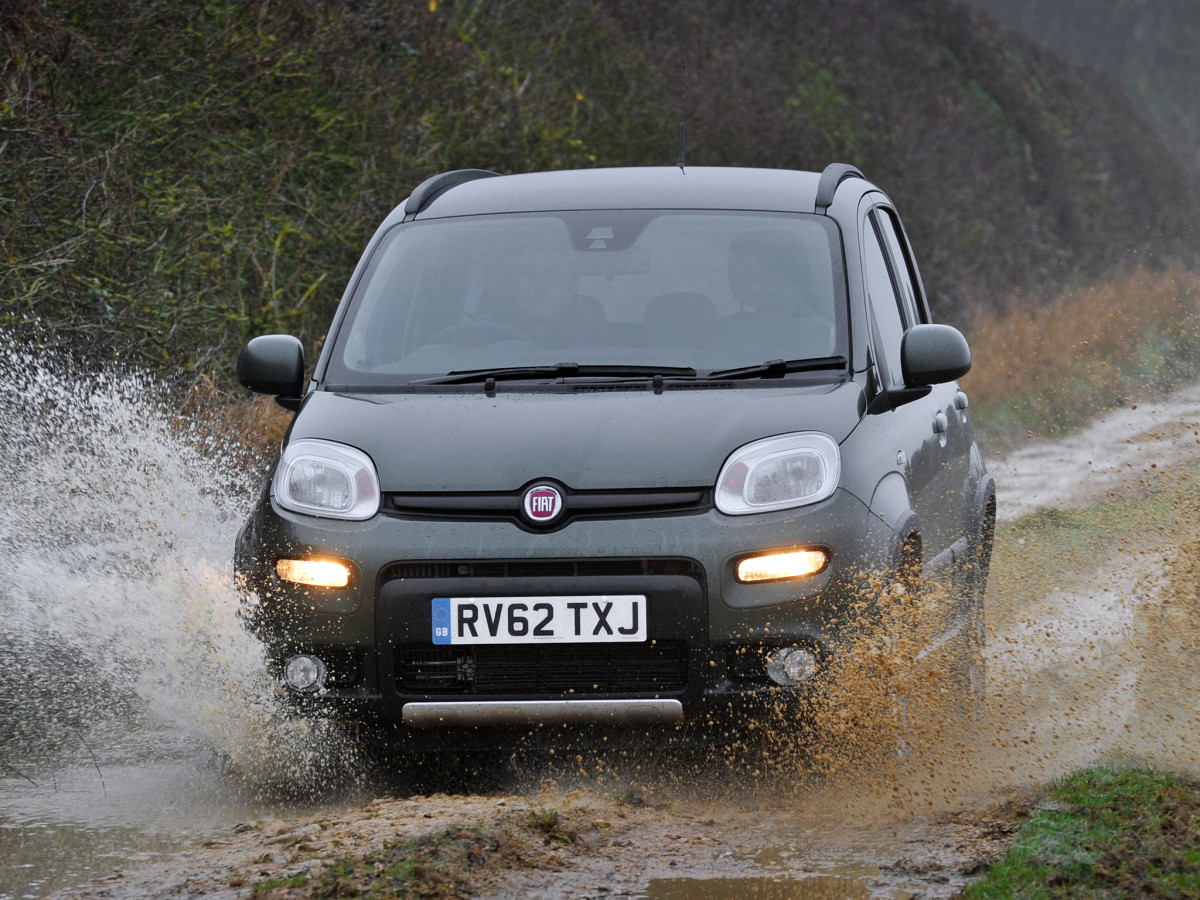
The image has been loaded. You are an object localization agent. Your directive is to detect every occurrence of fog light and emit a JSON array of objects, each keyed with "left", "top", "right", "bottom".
[
  {"left": 765, "top": 647, "right": 818, "bottom": 686},
  {"left": 276, "top": 558, "right": 351, "bottom": 588},
  {"left": 736, "top": 549, "right": 829, "bottom": 583},
  {"left": 283, "top": 654, "right": 327, "bottom": 692}
]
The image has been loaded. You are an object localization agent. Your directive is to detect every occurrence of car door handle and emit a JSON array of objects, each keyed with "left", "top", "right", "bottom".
[
  {"left": 934, "top": 411, "right": 949, "bottom": 447},
  {"left": 955, "top": 390, "right": 970, "bottom": 423}
]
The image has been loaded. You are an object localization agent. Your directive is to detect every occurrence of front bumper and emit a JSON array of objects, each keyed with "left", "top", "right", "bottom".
[
  {"left": 402, "top": 698, "right": 683, "bottom": 728},
  {"left": 235, "top": 487, "right": 895, "bottom": 737}
]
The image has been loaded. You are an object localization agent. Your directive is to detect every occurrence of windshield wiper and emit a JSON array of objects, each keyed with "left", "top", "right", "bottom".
[
  {"left": 706, "top": 356, "right": 848, "bottom": 381},
  {"left": 409, "top": 363, "right": 699, "bottom": 386}
]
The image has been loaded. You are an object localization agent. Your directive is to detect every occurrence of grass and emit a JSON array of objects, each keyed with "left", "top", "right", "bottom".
[
  {"left": 1, "top": 0, "right": 662, "bottom": 379},
  {"left": 177, "top": 372, "right": 292, "bottom": 466},
  {"left": 7, "top": 0, "right": 1200, "bottom": 391},
  {"left": 526, "top": 805, "right": 576, "bottom": 845},
  {"left": 962, "top": 766, "right": 1200, "bottom": 898},
  {"left": 251, "top": 874, "right": 308, "bottom": 896},
  {"left": 239, "top": 805, "right": 580, "bottom": 897},
  {"left": 284, "top": 811, "right": 571, "bottom": 900},
  {"left": 308, "top": 824, "right": 504, "bottom": 899}
]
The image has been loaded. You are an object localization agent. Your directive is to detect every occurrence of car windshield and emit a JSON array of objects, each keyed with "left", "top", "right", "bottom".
[{"left": 324, "top": 210, "right": 848, "bottom": 386}]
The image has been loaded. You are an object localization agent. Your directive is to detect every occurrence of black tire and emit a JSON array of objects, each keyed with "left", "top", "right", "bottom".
[{"left": 958, "top": 498, "right": 994, "bottom": 721}]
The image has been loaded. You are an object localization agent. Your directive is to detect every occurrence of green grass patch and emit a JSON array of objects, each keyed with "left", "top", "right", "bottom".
[
  {"left": 526, "top": 805, "right": 575, "bottom": 845},
  {"left": 311, "top": 825, "right": 493, "bottom": 899},
  {"left": 251, "top": 873, "right": 308, "bottom": 896},
  {"left": 963, "top": 766, "right": 1200, "bottom": 898}
]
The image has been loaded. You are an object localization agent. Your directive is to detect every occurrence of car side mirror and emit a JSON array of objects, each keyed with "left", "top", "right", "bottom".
[
  {"left": 237, "top": 334, "right": 305, "bottom": 409},
  {"left": 901, "top": 324, "right": 971, "bottom": 387}
]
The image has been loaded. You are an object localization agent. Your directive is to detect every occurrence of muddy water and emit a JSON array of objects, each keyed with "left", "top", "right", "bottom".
[
  {"left": 2, "top": 729, "right": 276, "bottom": 898},
  {"left": 4, "top": 336, "right": 1200, "bottom": 899},
  {"left": 639, "top": 876, "right": 869, "bottom": 898}
]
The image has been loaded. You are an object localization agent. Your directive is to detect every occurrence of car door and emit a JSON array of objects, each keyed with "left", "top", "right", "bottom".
[
  {"left": 874, "top": 205, "right": 974, "bottom": 568},
  {"left": 859, "top": 201, "right": 960, "bottom": 581}
]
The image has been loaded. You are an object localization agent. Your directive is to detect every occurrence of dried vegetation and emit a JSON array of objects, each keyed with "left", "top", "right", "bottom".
[{"left": 964, "top": 267, "right": 1200, "bottom": 447}]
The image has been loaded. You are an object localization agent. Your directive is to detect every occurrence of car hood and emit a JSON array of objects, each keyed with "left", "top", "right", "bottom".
[{"left": 289, "top": 382, "right": 865, "bottom": 492}]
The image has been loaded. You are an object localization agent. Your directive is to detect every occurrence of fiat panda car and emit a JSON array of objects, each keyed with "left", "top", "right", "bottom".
[{"left": 234, "top": 164, "right": 995, "bottom": 747}]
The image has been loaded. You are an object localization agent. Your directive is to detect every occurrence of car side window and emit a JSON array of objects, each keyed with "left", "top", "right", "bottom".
[
  {"left": 861, "top": 216, "right": 907, "bottom": 388},
  {"left": 874, "top": 207, "right": 926, "bottom": 325}
]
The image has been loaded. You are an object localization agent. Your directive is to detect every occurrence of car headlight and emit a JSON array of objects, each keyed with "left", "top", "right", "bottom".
[
  {"left": 715, "top": 432, "right": 840, "bottom": 515},
  {"left": 273, "top": 439, "right": 380, "bottom": 520}
]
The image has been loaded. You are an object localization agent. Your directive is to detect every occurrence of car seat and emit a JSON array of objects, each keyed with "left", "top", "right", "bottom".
[
  {"left": 723, "top": 229, "right": 835, "bottom": 358},
  {"left": 642, "top": 292, "right": 718, "bottom": 349}
]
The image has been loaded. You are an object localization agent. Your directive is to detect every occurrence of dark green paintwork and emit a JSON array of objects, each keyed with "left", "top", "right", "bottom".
[{"left": 289, "top": 383, "right": 865, "bottom": 493}]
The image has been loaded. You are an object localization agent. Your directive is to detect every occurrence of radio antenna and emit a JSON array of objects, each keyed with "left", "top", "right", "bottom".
[{"left": 676, "top": 57, "right": 687, "bottom": 172}]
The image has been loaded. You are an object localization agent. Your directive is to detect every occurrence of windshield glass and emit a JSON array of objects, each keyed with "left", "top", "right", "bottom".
[{"left": 324, "top": 210, "right": 847, "bottom": 385}]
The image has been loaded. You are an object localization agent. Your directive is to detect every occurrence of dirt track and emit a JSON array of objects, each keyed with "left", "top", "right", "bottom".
[
  {"left": 62, "top": 783, "right": 1035, "bottom": 900},
  {"left": 51, "top": 390, "right": 1200, "bottom": 900}
]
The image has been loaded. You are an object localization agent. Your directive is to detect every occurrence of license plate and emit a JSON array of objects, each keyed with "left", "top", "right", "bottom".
[{"left": 431, "top": 595, "right": 646, "bottom": 645}]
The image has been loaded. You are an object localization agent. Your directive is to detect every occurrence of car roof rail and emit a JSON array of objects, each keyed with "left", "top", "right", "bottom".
[
  {"left": 814, "top": 163, "right": 865, "bottom": 213},
  {"left": 403, "top": 168, "right": 501, "bottom": 220}
]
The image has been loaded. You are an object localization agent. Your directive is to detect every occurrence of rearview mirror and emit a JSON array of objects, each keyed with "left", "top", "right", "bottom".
[
  {"left": 901, "top": 324, "right": 971, "bottom": 386},
  {"left": 237, "top": 334, "right": 305, "bottom": 405}
]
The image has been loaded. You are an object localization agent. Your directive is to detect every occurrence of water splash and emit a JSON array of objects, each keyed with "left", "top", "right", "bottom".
[{"left": 0, "top": 333, "right": 356, "bottom": 797}]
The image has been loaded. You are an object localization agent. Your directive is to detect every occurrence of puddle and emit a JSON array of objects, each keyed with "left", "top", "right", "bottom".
[
  {"left": 638, "top": 876, "right": 871, "bottom": 899},
  {"left": 0, "top": 726, "right": 345, "bottom": 899},
  {"left": 2, "top": 823, "right": 198, "bottom": 900}
]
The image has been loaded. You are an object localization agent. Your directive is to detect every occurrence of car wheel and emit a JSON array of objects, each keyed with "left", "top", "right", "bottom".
[
  {"left": 957, "top": 575, "right": 987, "bottom": 723},
  {"left": 958, "top": 504, "right": 994, "bottom": 722},
  {"left": 889, "top": 539, "right": 923, "bottom": 762}
]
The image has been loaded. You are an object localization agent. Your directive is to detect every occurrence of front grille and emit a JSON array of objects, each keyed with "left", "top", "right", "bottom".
[
  {"left": 397, "top": 641, "right": 688, "bottom": 695},
  {"left": 383, "top": 487, "right": 711, "bottom": 530},
  {"left": 382, "top": 558, "right": 702, "bottom": 582}
]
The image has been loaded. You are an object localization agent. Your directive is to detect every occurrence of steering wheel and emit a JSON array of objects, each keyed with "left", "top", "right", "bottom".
[{"left": 426, "top": 319, "right": 528, "bottom": 347}]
